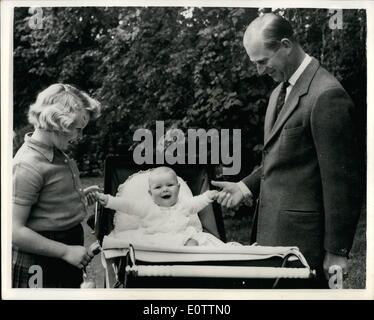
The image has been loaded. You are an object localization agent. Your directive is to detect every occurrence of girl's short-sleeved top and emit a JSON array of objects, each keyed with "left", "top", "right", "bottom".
[{"left": 13, "top": 133, "right": 88, "bottom": 231}]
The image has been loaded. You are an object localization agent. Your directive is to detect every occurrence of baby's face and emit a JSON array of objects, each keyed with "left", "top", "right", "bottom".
[{"left": 148, "top": 171, "right": 180, "bottom": 207}]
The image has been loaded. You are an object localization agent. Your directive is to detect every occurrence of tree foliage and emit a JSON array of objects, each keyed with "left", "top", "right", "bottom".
[{"left": 13, "top": 7, "right": 367, "bottom": 178}]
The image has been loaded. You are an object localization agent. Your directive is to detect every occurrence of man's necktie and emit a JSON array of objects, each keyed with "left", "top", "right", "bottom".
[{"left": 275, "top": 81, "right": 290, "bottom": 119}]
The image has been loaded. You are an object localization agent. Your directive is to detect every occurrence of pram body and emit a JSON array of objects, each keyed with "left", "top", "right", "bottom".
[{"left": 92, "top": 155, "right": 315, "bottom": 288}]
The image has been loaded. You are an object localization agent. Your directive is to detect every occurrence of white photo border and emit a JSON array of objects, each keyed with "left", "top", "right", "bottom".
[{"left": 1, "top": 0, "right": 373, "bottom": 300}]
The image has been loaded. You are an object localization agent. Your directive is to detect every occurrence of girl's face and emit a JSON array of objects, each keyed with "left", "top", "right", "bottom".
[{"left": 52, "top": 111, "right": 90, "bottom": 150}]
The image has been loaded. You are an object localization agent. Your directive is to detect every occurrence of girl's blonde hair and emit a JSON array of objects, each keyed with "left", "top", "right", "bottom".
[{"left": 28, "top": 83, "right": 101, "bottom": 132}]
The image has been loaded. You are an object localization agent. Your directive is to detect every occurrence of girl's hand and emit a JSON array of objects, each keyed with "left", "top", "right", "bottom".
[
  {"left": 62, "top": 245, "right": 94, "bottom": 269},
  {"left": 95, "top": 192, "right": 109, "bottom": 206},
  {"left": 83, "top": 185, "right": 102, "bottom": 206}
]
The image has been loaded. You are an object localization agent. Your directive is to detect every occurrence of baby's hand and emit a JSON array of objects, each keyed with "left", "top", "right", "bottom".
[
  {"left": 95, "top": 192, "right": 109, "bottom": 206},
  {"left": 205, "top": 190, "right": 219, "bottom": 201}
]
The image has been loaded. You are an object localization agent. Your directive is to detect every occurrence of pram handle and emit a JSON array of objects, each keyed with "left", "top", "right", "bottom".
[
  {"left": 126, "top": 265, "right": 315, "bottom": 279},
  {"left": 88, "top": 241, "right": 101, "bottom": 256},
  {"left": 80, "top": 241, "right": 102, "bottom": 289}
]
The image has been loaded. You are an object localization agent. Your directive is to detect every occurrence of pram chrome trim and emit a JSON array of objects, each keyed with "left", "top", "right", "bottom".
[{"left": 125, "top": 265, "right": 315, "bottom": 279}]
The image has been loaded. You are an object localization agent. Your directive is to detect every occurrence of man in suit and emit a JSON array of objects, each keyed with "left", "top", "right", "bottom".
[{"left": 212, "top": 13, "right": 363, "bottom": 287}]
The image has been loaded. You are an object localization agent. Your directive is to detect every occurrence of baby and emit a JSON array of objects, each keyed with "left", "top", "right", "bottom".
[{"left": 96, "top": 166, "right": 227, "bottom": 247}]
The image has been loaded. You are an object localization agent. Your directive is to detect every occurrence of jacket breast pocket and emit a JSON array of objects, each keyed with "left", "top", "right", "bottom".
[
  {"left": 282, "top": 125, "right": 304, "bottom": 137},
  {"left": 280, "top": 126, "right": 313, "bottom": 160}
]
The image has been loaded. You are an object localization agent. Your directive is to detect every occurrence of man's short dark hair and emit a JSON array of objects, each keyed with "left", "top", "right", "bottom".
[{"left": 262, "top": 14, "right": 296, "bottom": 50}]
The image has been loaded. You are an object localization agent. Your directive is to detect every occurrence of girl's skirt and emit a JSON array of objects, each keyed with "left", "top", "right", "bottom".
[{"left": 12, "top": 223, "right": 84, "bottom": 288}]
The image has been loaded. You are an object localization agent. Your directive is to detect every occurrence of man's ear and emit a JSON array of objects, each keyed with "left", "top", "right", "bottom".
[{"left": 280, "top": 38, "right": 293, "bottom": 49}]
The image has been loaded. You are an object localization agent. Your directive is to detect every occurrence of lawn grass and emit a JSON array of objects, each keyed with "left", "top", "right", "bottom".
[
  {"left": 81, "top": 176, "right": 366, "bottom": 289},
  {"left": 345, "top": 205, "right": 366, "bottom": 289}
]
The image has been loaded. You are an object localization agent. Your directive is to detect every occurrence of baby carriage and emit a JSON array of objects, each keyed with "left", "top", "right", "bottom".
[{"left": 89, "top": 155, "right": 315, "bottom": 288}]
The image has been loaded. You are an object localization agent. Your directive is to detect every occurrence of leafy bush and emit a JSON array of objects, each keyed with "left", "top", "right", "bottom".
[{"left": 13, "top": 7, "right": 366, "bottom": 179}]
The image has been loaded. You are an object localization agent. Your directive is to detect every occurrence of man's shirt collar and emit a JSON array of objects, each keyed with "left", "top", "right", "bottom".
[{"left": 288, "top": 54, "right": 312, "bottom": 86}]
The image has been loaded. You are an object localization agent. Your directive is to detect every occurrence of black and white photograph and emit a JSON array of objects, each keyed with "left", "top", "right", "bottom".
[{"left": 1, "top": 0, "right": 372, "bottom": 300}]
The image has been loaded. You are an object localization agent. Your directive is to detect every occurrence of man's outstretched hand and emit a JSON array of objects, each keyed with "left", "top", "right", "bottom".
[{"left": 211, "top": 181, "right": 245, "bottom": 208}]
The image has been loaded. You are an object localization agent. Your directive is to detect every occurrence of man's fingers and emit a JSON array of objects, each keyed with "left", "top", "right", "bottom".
[
  {"left": 226, "top": 197, "right": 233, "bottom": 208},
  {"left": 217, "top": 192, "right": 228, "bottom": 204},
  {"left": 221, "top": 195, "right": 228, "bottom": 207},
  {"left": 221, "top": 193, "right": 231, "bottom": 207},
  {"left": 216, "top": 192, "right": 223, "bottom": 204},
  {"left": 211, "top": 181, "right": 228, "bottom": 190}
]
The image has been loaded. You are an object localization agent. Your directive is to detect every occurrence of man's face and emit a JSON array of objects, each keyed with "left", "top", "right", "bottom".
[
  {"left": 244, "top": 34, "right": 288, "bottom": 82},
  {"left": 148, "top": 171, "right": 180, "bottom": 207}
]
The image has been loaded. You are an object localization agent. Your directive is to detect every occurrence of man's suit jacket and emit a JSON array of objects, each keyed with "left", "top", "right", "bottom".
[{"left": 242, "top": 57, "right": 363, "bottom": 268}]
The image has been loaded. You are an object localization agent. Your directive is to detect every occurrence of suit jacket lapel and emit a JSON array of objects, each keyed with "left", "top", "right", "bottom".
[{"left": 264, "top": 57, "right": 320, "bottom": 148}]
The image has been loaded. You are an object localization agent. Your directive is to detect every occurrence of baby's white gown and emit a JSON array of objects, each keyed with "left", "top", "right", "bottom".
[{"left": 106, "top": 193, "right": 227, "bottom": 247}]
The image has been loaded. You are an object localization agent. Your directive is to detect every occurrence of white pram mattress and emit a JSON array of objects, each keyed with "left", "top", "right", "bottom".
[{"left": 102, "top": 234, "right": 309, "bottom": 264}]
